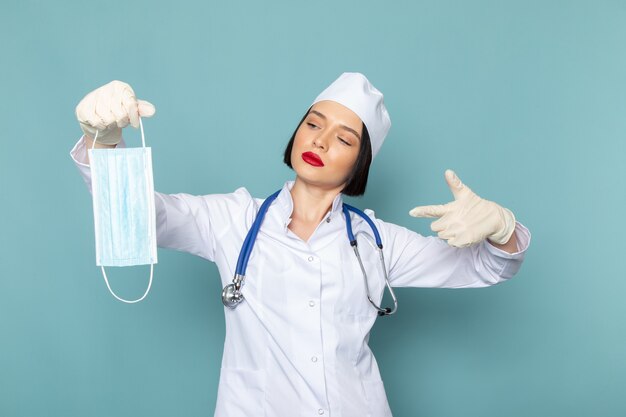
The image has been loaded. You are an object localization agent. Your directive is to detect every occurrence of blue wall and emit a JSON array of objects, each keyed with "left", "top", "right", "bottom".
[{"left": 1, "top": 0, "right": 625, "bottom": 415}]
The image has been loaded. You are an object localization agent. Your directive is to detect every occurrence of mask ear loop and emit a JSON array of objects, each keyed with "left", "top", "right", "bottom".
[
  {"left": 91, "top": 129, "right": 98, "bottom": 149},
  {"left": 100, "top": 264, "right": 154, "bottom": 304},
  {"left": 91, "top": 121, "right": 155, "bottom": 304}
]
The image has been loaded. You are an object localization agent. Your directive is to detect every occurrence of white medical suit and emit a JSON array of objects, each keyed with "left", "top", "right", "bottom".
[{"left": 71, "top": 136, "right": 531, "bottom": 417}]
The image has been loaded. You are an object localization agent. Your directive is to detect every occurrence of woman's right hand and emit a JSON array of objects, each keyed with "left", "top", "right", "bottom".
[{"left": 75, "top": 80, "right": 156, "bottom": 146}]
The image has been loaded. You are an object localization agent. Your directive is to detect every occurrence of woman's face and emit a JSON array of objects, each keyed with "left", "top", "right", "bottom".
[{"left": 290, "top": 100, "right": 363, "bottom": 191}]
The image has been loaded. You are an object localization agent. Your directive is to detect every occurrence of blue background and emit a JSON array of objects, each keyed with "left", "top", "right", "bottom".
[{"left": 1, "top": 0, "right": 625, "bottom": 416}]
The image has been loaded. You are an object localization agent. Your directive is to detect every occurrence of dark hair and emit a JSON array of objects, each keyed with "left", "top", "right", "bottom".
[{"left": 283, "top": 108, "right": 372, "bottom": 196}]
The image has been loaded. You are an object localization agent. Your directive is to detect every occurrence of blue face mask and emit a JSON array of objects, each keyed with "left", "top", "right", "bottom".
[{"left": 88, "top": 119, "right": 157, "bottom": 303}]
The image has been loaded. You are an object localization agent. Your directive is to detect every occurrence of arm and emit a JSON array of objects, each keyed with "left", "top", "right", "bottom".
[
  {"left": 383, "top": 219, "right": 531, "bottom": 289},
  {"left": 488, "top": 232, "right": 518, "bottom": 253},
  {"left": 70, "top": 135, "right": 251, "bottom": 262}
]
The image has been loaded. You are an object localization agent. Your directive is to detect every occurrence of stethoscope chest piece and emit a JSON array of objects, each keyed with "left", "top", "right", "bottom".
[
  {"left": 222, "top": 273, "right": 246, "bottom": 308},
  {"left": 222, "top": 283, "right": 244, "bottom": 308},
  {"left": 220, "top": 190, "right": 398, "bottom": 316}
]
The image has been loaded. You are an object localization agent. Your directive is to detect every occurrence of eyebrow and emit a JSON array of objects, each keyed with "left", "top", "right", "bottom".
[{"left": 309, "top": 110, "right": 362, "bottom": 141}]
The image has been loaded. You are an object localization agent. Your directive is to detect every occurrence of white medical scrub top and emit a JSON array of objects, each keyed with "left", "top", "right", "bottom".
[{"left": 71, "top": 136, "right": 531, "bottom": 417}]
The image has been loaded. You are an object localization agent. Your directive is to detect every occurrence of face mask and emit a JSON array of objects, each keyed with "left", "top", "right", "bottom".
[{"left": 88, "top": 118, "right": 157, "bottom": 303}]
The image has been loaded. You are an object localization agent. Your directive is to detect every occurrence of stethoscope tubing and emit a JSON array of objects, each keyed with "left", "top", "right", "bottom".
[
  {"left": 223, "top": 189, "right": 398, "bottom": 316},
  {"left": 342, "top": 204, "right": 382, "bottom": 248},
  {"left": 235, "top": 190, "right": 281, "bottom": 278}
]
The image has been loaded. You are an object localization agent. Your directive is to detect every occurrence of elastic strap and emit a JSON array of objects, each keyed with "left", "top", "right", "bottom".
[
  {"left": 91, "top": 129, "right": 98, "bottom": 149},
  {"left": 92, "top": 118, "right": 154, "bottom": 303},
  {"left": 90, "top": 118, "right": 146, "bottom": 149},
  {"left": 100, "top": 264, "right": 154, "bottom": 304}
]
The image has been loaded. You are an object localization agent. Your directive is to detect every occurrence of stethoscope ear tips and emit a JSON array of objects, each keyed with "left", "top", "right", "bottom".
[{"left": 377, "top": 308, "right": 392, "bottom": 317}]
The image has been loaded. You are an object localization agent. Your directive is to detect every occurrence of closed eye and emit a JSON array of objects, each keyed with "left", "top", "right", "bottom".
[
  {"left": 338, "top": 137, "right": 351, "bottom": 146},
  {"left": 307, "top": 122, "right": 318, "bottom": 129}
]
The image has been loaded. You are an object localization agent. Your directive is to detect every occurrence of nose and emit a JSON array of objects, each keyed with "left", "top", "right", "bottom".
[{"left": 313, "top": 129, "right": 332, "bottom": 150}]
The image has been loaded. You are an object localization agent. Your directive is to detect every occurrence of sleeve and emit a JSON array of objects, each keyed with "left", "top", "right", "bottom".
[
  {"left": 379, "top": 215, "right": 532, "bottom": 288},
  {"left": 69, "top": 135, "right": 252, "bottom": 262}
]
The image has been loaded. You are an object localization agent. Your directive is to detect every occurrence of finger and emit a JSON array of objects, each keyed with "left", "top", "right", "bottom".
[
  {"left": 111, "top": 79, "right": 135, "bottom": 98},
  {"left": 110, "top": 89, "right": 130, "bottom": 129},
  {"left": 115, "top": 85, "right": 138, "bottom": 128},
  {"left": 437, "top": 228, "right": 455, "bottom": 241},
  {"left": 101, "top": 87, "right": 120, "bottom": 130},
  {"left": 440, "top": 226, "right": 471, "bottom": 247},
  {"left": 75, "top": 92, "right": 95, "bottom": 125},
  {"left": 445, "top": 169, "right": 473, "bottom": 201},
  {"left": 445, "top": 237, "right": 462, "bottom": 248},
  {"left": 409, "top": 204, "right": 449, "bottom": 218},
  {"left": 137, "top": 100, "right": 156, "bottom": 117},
  {"left": 92, "top": 90, "right": 110, "bottom": 130},
  {"left": 447, "top": 237, "right": 472, "bottom": 248},
  {"left": 123, "top": 96, "right": 140, "bottom": 128},
  {"left": 430, "top": 216, "right": 451, "bottom": 233}
]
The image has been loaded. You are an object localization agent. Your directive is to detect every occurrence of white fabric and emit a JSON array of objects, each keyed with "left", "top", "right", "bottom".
[
  {"left": 312, "top": 73, "right": 391, "bottom": 159},
  {"left": 71, "top": 136, "right": 531, "bottom": 417}
]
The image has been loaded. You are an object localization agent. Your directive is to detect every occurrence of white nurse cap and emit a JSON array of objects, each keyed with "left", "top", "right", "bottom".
[{"left": 312, "top": 72, "right": 391, "bottom": 159}]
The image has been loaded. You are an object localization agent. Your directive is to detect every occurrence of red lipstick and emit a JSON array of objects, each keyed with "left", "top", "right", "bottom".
[{"left": 302, "top": 152, "right": 324, "bottom": 167}]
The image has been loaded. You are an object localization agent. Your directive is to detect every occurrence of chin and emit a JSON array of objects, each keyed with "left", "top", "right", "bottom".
[{"left": 295, "top": 175, "right": 344, "bottom": 191}]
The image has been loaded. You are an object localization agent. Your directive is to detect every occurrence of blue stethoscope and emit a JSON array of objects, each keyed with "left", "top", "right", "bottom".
[{"left": 221, "top": 190, "right": 399, "bottom": 316}]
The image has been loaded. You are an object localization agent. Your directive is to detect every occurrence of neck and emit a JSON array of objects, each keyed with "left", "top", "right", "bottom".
[{"left": 289, "top": 177, "right": 342, "bottom": 224}]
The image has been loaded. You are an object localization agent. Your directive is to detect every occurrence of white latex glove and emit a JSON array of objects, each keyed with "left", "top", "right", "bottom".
[
  {"left": 75, "top": 80, "right": 155, "bottom": 145},
  {"left": 409, "top": 169, "right": 516, "bottom": 248}
]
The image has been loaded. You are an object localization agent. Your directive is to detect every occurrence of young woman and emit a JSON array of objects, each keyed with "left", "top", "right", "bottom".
[{"left": 71, "top": 73, "right": 530, "bottom": 417}]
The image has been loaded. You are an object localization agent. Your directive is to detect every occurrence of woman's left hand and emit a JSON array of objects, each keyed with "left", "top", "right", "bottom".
[{"left": 409, "top": 169, "right": 516, "bottom": 248}]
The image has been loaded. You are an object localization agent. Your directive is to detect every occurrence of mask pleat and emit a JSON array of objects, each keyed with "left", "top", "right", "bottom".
[{"left": 91, "top": 147, "right": 156, "bottom": 267}]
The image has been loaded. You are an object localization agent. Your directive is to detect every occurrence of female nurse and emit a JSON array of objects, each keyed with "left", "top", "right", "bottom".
[{"left": 71, "top": 73, "right": 531, "bottom": 417}]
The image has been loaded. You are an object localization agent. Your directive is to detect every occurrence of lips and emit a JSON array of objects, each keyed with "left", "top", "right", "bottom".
[{"left": 302, "top": 152, "right": 324, "bottom": 167}]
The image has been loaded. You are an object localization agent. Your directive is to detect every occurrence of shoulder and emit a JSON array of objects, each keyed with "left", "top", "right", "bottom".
[
  {"left": 194, "top": 186, "right": 260, "bottom": 223},
  {"left": 353, "top": 206, "right": 426, "bottom": 243},
  {"left": 197, "top": 186, "right": 253, "bottom": 205}
]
